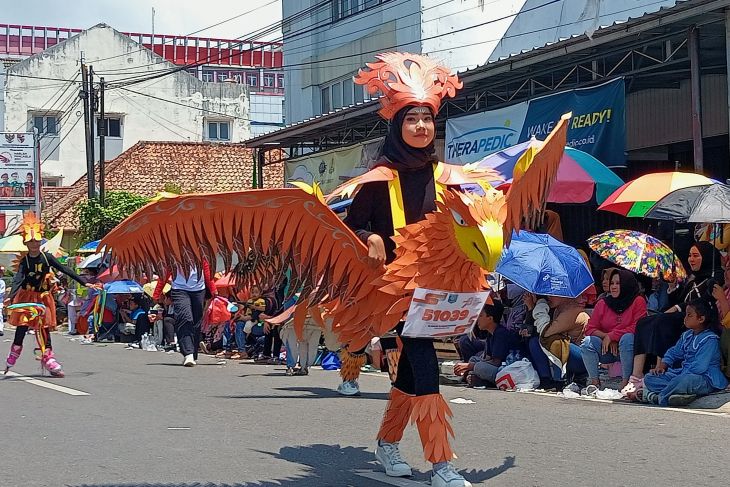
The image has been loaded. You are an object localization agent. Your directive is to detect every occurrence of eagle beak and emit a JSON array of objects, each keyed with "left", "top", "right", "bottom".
[{"left": 476, "top": 221, "right": 504, "bottom": 271}]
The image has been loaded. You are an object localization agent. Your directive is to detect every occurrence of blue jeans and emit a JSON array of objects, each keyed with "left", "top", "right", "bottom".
[
  {"left": 580, "top": 333, "right": 634, "bottom": 381},
  {"left": 528, "top": 337, "right": 586, "bottom": 381},
  {"left": 644, "top": 372, "right": 713, "bottom": 406},
  {"left": 234, "top": 321, "right": 246, "bottom": 351},
  {"left": 458, "top": 334, "right": 485, "bottom": 362},
  {"left": 222, "top": 322, "right": 233, "bottom": 351}
]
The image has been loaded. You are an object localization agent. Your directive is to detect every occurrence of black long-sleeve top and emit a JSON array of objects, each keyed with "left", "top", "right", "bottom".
[
  {"left": 10, "top": 252, "right": 86, "bottom": 299},
  {"left": 343, "top": 164, "right": 437, "bottom": 263}
]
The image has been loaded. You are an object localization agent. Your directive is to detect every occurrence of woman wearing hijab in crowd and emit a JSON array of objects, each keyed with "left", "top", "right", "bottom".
[
  {"left": 580, "top": 269, "right": 646, "bottom": 390},
  {"left": 630, "top": 242, "right": 724, "bottom": 381}
]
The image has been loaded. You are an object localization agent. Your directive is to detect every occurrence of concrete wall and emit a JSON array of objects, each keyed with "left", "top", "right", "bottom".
[
  {"left": 282, "top": 0, "right": 421, "bottom": 124},
  {"left": 4, "top": 24, "right": 250, "bottom": 185},
  {"left": 282, "top": 0, "right": 678, "bottom": 124}
]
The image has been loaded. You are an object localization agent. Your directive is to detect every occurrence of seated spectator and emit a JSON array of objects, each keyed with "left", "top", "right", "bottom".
[
  {"left": 453, "top": 300, "right": 521, "bottom": 387},
  {"left": 581, "top": 269, "right": 646, "bottom": 390},
  {"left": 710, "top": 257, "right": 730, "bottom": 379},
  {"left": 120, "top": 295, "right": 151, "bottom": 346},
  {"left": 632, "top": 242, "right": 724, "bottom": 379},
  {"left": 525, "top": 293, "right": 588, "bottom": 390},
  {"left": 641, "top": 299, "right": 728, "bottom": 406}
]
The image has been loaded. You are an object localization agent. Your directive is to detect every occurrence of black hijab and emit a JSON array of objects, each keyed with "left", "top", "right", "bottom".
[
  {"left": 603, "top": 269, "right": 641, "bottom": 314},
  {"left": 691, "top": 241, "right": 724, "bottom": 283},
  {"left": 377, "top": 106, "right": 438, "bottom": 172}
]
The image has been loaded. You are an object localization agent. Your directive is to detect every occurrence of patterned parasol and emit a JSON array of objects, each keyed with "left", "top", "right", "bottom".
[{"left": 587, "top": 229, "right": 686, "bottom": 281}]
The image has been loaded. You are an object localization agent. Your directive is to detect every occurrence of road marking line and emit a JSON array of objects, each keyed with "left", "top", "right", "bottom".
[
  {"left": 3, "top": 371, "right": 90, "bottom": 396},
  {"left": 352, "top": 470, "right": 425, "bottom": 486},
  {"left": 167, "top": 427, "right": 191, "bottom": 430}
]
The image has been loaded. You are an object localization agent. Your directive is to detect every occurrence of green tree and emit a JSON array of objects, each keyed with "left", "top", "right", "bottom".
[{"left": 75, "top": 191, "right": 150, "bottom": 242}]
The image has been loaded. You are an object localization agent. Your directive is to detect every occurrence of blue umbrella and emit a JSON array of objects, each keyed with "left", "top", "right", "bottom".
[
  {"left": 77, "top": 239, "right": 101, "bottom": 254},
  {"left": 496, "top": 231, "right": 593, "bottom": 298},
  {"left": 103, "top": 280, "right": 144, "bottom": 294}
]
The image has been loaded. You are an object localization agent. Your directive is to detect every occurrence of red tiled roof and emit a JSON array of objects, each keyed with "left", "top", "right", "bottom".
[{"left": 43, "top": 141, "right": 284, "bottom": 230}]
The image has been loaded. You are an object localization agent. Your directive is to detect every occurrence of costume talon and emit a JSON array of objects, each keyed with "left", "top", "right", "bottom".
[
  {"left": 339, "top": 349, "right": 367, "bottom": 382},
  {"left": 100, "top": 52, "right": 569, "bottom": 480},
  {"left": 377, "top": 387, "right": 414, "bottom": 444}
]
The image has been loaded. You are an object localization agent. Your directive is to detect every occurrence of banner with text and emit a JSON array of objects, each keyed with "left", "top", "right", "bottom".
[
  {"left": 0, "top": 132, "right": 37, "bottom": 208},
  {"left": 285, "top": 139, "right": 384, "bottom": 195},
  {"left": 445, "top": 78, "right": 626, "bottom": 167}
]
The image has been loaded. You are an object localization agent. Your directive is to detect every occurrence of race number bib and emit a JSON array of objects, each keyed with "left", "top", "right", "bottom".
[{"left": 402, "top": 288, "right": 490, "bottom": 338}]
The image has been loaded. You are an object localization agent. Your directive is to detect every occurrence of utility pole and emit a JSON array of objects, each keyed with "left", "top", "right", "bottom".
[
  {"left": 89, "top": 66, "right": 97, "bottom": 197},
  {"left": 99, "top": 77, "right": 106, "bottom": 206},
  {"left": 80, "top": 60, "right": 95, "bottom": 199}
]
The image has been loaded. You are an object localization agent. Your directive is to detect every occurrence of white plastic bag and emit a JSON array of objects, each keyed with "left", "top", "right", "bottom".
[{"left": 495, "top": 358, "right": 540, "bottom": 391}]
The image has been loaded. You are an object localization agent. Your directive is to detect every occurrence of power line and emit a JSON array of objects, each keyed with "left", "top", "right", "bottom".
[
  {"left": 117, "top": 91, "right": 200, "bottom": 139},
  {"left": 11, "top": 72, "right": 80, "bottom": 133},
  {"left": 92, "top": 0, "right": 281, "bottom": 66},
  {"left": 117, "top": 86, "right": 248, "bottom": 121},
  {"left": 101, "top": 0, "right": 334, "bottom": 86},
  {"left": 112, "top": 0, "right": 563, "bottom": 88}
]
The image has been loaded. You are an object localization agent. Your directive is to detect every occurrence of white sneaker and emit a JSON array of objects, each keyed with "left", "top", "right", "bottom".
[
  {"left": 431, "top": 463, "right": 472, "bottom": 487},
  {"left": 183, "top": 354, "right": 196, "bottom": 367},
  {"left": 336, "top": 380, "right": 361, "bottom": 396},
  {"left": 375, "top": 441, "right": 412, "bottom": 477}
]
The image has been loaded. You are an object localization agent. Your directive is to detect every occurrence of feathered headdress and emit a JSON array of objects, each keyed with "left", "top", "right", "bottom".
[
  {"left": 354, "top": 52, "right": 462, "bottom": 120},
  {"left": 19, "top": 211, "right": 44, "bottom": 243}
]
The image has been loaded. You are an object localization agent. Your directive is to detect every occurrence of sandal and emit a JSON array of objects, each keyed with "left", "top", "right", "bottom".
[{"left": 620, "top": 375, "right": 644, "bottom": 401}]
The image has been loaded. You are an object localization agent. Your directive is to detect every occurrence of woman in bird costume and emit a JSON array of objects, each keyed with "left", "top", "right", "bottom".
[
  {"left": 100, "top": 53, "right": 568, "bottom": 487},
  {"left": 4, "top": 212, "right": 91, "bottom": 377}
]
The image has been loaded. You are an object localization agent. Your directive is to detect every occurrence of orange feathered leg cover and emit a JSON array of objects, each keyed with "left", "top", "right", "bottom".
[
  {"left": 411, "top": 393, "right": 455, "bottom": 463},
  {"left": 376, "top": 387, "right": 414, "bottom": 443},
  {"left": 339, "top": 349, "right": 366, "bottom": 382}
]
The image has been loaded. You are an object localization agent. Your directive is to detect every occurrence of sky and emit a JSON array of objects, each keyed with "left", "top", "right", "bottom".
[{"left": 3, "top": 0, "right": 283, "bottom": 41}]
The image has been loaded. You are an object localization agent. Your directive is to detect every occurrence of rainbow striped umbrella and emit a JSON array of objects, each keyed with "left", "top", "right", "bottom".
[
  {"left": 475, "top": 140, "right": 623, "bottom": 204},
  {"left": 598, "top": 171, "right": 713, "bottom": 217}
]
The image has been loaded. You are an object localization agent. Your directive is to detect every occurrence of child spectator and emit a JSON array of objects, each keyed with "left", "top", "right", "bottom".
[
  {"left": 453, "top": 300, "right": 520, "bottom": 387},
  {"left": 641, "top": 298, "right": 728, "bottom": 406}
]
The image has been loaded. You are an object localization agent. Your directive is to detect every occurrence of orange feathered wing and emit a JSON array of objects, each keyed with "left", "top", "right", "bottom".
[
  {"left": 503, "top": 113, "right": 570, "bottom": 245},
  {"left": 99, "top": 189, "right": 383, "bottom": 311}
]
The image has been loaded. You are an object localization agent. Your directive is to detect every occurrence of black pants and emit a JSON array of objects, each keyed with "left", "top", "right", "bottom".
[
  {"left": 171, "top": 289, "right": 206, "bottom": 359},
  {"left": 13, "top": 325, "right": 52, "bottom": 349},
  {"left": 393, "top": 329, "right": 439, "bottom": 396},
  {"left": 262, "top": 326, "right": 282, "bottom": 359},
  {"left": 162, "top": 317, "right": 176, "bottom": 345}
]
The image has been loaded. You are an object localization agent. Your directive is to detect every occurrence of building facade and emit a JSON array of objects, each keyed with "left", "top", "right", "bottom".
[
  {"left": 3, "top": 24, "right": 256, "bottom": 188},
  {"left": 282, "top": 0, "right": 679, "bottom": 125}
]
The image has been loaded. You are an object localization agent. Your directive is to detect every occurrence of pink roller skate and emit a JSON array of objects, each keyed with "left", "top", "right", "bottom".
[
  {"left": 41, "top": 350, "right": 64, "bottom": 378},
  {"left": 4, "top": 344, "right": 22, "bottom": 374}
]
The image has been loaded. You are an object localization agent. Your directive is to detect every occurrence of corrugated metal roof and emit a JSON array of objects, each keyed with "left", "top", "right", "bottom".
[{"left": 245, "top": 0, "right": 713, "bottom": 146}]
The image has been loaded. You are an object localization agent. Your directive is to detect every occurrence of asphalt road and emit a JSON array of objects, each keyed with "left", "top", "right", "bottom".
[{"left": 2, "top": 333, "right": 730, "bottom": 487}]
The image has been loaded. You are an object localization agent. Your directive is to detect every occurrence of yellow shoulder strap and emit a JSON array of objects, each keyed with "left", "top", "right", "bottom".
[
  {"left": 433, "top": 162, "right": 446, "bottom": 204},
  {"left": 388, "top": 164, "right": 445, "bottom": 231},
  {"left": 387, "top": 171, "right": 407, "bottom": 231}
]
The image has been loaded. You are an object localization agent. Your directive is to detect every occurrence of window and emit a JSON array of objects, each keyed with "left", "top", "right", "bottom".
[
  {"left": 202, "top": 70, "right": 214, "bottom": 82},
  {"left": 343, "top": 78, "right": 354, "bottom": 106},
  {"left": 263, "top": 73, "right": 275, "bottom": 88},
  {"left": 246, "top": 73, "right": 258, "bottom": 87},
  {"left": 354, "top": 83, "right": 365, "bottom": 104},
  {"left": 206, "top": 120, "right": 231, "bottom": 141},
  {"left": 331, "top": 82, "right": 342, "bottom": 110},
  {"left": 98, "top": 117, "right": 122, "bottom": 138},
  {"left": 321, "top": 86, "right": 330, "bottom": 114},
  {"left": 277, "top": 74, "right": 284, "bottom": 88},
  {"left": 332, "top": 0, "right": 388, "bottom": 21},
  {"left": 32, "top": 115, "right": 58, "bottom": 135}
]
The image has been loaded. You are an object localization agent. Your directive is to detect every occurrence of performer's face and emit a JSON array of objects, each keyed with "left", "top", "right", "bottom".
[
  {"left": 401, "top": 107, "right": 434, "bottom": 148},
  {"left": 26, "top": 240, "right": 41, "bottom": 253}
]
